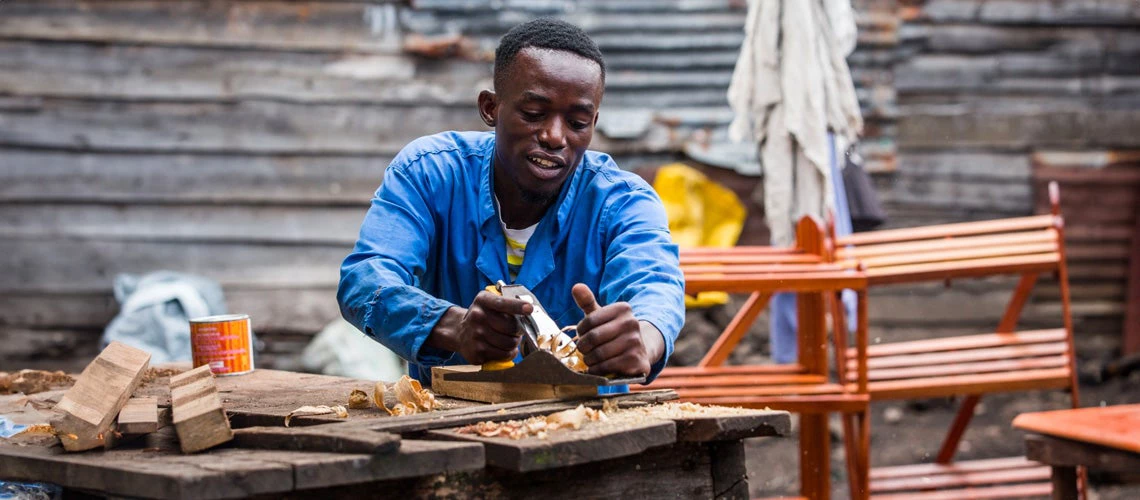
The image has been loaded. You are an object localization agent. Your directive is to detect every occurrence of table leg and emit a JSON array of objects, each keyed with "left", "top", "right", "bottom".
[
  {"left": 1051, "top": 465, "right": 1078, "bottom": 500},
  {"left": 800, "top": 413, "right": 831, "bottom": 500}
]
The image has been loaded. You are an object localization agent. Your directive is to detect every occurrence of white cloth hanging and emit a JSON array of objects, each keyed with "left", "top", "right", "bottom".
[{"left": 726, "top": 0, "right": 863, "bottom": 246}]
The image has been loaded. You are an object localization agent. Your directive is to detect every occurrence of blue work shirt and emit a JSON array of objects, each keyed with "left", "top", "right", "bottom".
[{"left": 338, "top": 131, "right": 685, "bottom": 390}]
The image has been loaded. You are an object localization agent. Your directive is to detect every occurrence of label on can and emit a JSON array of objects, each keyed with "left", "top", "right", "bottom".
[{"left": 189, "top": 314, "right": 254, "bottom": 376}]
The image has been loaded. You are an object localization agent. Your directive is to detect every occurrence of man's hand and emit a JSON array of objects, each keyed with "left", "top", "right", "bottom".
[
  {"left": 571, "top": 283, "right": 665, "bottom": 376},
  {"left": 428, "top": 291, "right": 532, "bottom": 364}
]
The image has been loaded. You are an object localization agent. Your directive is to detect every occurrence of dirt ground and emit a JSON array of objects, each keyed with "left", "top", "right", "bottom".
[{"left": 669, "top": 302, "right": 1140, "bottom": 499}]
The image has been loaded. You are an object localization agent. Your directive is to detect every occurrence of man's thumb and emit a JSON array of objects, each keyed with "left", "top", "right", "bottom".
[{"left": 572, "top": 283, "right": 599, "bottom": 314}]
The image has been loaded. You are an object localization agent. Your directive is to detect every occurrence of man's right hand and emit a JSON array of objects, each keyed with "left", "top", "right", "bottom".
[{"left": 427, "top": 291, "right": 533, "bottom": 364}]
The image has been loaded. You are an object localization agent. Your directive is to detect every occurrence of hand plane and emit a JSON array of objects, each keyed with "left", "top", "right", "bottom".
[{"left": 443, "top": 282, "right": 646, "bottom": 387}]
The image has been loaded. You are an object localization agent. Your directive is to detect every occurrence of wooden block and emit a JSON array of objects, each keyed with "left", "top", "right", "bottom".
[
  {"left": 170, "top": 365, "right": 233, "bottom": 453},
  {"left": 117, "top": 397, "right": 159, "bottom": 435},
  {"left": 232, "top": 426, "right": 399, "bottom": 455},
  {"left": 54, "top": 341, "right": 151, "bottom": 451},
  {"left": 431, "top": 365, "right": 597, "bottom": 404}
]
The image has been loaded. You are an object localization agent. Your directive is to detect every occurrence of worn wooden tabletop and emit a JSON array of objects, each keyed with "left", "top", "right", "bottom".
[{"left": 0, "top": 369, "right": 791, "bottom": 499}]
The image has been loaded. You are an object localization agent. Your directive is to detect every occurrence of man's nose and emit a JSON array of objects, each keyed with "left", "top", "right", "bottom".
[{"left": 537, "top": 119, "right": 567, "bottom": 150}]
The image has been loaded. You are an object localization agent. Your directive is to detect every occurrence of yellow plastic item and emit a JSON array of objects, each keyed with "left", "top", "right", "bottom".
[{"left": 651, "top": 163, "right": 746, "bottom": 308}]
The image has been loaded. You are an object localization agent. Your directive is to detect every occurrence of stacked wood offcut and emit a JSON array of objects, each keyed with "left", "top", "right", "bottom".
[{"left": 28, "top": 342, "right": 235, "bottom": 454}]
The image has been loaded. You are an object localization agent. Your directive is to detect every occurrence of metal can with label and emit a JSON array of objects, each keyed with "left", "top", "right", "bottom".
[{"left": 189, "top": 314, "right": 254, "bottom": 376}]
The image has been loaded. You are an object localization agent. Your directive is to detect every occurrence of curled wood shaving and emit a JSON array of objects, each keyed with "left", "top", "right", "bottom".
[
  {"left": 347, "top": 389, "right": 371, "bottom": 409},
  {"left": 535, "top": 326, "right": 589, "bottom": 373},
  {"left": 372, "top": 376, "right": 441, "bottom": 416},
  {"left": 284, "top": 405, "right": 348, "bottom": 427},
  {"left": 455, "top": 404, "right": 606, "bottom": 440}
]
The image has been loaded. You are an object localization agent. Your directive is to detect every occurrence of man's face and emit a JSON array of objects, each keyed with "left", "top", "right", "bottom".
[{"left": 479, "top": 48, "right": 604, "bottom": 206}]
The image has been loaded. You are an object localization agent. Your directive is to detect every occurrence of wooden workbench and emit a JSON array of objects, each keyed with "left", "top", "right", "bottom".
[{"left": 0, "top": 369, "right": 791, "bottom": 499}]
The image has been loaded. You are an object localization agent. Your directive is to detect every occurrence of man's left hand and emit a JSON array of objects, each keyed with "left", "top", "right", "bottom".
[{"left": 571, "top": 283, "right": 665, "bottom": 377}]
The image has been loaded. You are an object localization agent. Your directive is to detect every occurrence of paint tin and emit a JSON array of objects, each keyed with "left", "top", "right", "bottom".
[{"left": 189, "top": 314, "right": 254, "bottom": 376}]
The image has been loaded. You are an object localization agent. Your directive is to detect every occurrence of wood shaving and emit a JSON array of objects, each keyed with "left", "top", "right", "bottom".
[
  {"left": 534, "top": 326, "right": 588, "bottom": 373},
  {"left": 347, "top": 389, "right": 370, "bottom": 409},
  {"left": 455, "top": 404, "right": 606, "bottom": 440},
  {"left": 373, "top": 376, "right": 441, "bottom": 416},
  {"left": 0, "top": 370, "right": 75, "bottom": 395},
  {"left": 284, "top": 405, "right": 348, "bottom": 427}
]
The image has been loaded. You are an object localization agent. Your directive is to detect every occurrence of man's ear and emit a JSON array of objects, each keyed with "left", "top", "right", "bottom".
[{"left": 477, "top": 90, "right": 498, "bottom": 128}]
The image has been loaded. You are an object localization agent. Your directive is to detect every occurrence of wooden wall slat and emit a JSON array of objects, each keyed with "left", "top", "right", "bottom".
[
  {"left": 0, "top": 205, "right": 366, "bottom": 245},
  {"left": 0, "top": 238, "right": 349, "bottom": 292},
  {"left": 0, "top": 150, "right": 387, "bottom": 205}
]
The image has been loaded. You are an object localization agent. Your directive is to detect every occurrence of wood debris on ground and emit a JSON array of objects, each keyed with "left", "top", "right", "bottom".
[
  {"left": 284, "top": 405, "right": 348, "bottom": 427},
  {"left": 456, "top": 404, "right": 607, "bottom": 440},
  {"left": 0, "top": 370, "right": 75, "bottom": 395},
  {"left": 374, "top": 375, "right": 441, "bottom": 416},
  {"left": 347, "top": 389, "right": 371, "bottom": 409}
]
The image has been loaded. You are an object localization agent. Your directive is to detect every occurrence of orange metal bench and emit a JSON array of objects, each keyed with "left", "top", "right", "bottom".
[
  {"left": 828, "top": 181, "right": 1081, "bottom": 498},
  {"left": 639, "top": 217, "right": 871, "bottom": 500}
]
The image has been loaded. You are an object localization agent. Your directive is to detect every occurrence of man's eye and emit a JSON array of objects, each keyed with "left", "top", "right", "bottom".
[
  {"left": 570, "top": 121, "right": 590, "bottom": 130},
  {"left": 520, "top": 111, "right": 542, "bottom": 121}
]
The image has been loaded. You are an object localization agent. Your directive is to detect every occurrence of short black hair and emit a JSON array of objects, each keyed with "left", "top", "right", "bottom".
[{"left": 493, "top": 18, "right": 606, "bottom": 90}]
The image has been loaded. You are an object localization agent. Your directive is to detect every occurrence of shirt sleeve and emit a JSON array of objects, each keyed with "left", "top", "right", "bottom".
[
  {"left": 337, "top": 159, "right": 456, "bottom": 367},
  {"left": 598, "top": 185, "right": 686, "bottom": 383}
]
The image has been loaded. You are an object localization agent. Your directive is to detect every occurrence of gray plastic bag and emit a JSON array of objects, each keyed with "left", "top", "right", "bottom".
[{"left": 100, "top": 271, "right": 228, "bottom": 364}]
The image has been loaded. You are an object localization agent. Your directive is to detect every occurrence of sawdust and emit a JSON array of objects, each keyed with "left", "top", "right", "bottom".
[
  {"left": 141, "top": 366, "right": 186, "bottom": 384},
  {"left": 455, "top": 404, "right": 607, "bottom": 440},
  {"left": 0, "top": 370, "right": 75, "bottom": 395},
  {"left": 619, "top": 401, "right": 768, "bottom": 420}
]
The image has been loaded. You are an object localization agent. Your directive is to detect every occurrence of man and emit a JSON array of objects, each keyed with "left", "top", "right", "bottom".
[{"left": 338, "top": 19, "right": 684, "bottom": 390}]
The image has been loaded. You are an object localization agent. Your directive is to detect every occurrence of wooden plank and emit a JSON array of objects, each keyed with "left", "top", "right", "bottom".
[
  {"left": 852, "top": 242, "right": 1059, "bottom": 270},
  {"left": 138, "top": 369, "right": 397, "bottom": 428},
  {"left": 0, "top": 238, "right": 346, "bottom": 292},
  {"left": 0, "top": 288, "right": 340, "bottom": 332},
  {"left": 836, "top": 229, "right": 1057, "bottom": 260},
  {"left": 430, "top": 365, "right": 597, "bottom": 403},
  {"left": 54, "top": 341, "right": 151, "bottom": 451},
  {"left": 867, "top": 367, "right": 1072, "bottom": 400},
  {"left": 427, "top": 418, "right": 676, "bottom": 472},
  {"left": 0, "top": 433, "right": 484, "bottom": 499},
  {"left": 169, "top": 365, "right": 233, "bottom": 453},
  {"left": 646, "top": 374, "right": 827, "bottom": 389},
  {"left": 708, "top": 441, "right": 748, "bottom": 499},
  {"left": 870, "top": 455, "right": 1045, "bottom": 480},
  {"left": 0, "top": 40, "right": 482, "bottom": 105},
  {"left": 837, "top": 215, "right": 1055, "bottom": 246},
  {"left": 1013, "top": 404, "right": 1140, "bottom": 453},
  {"left": 872, "top": 483, "right": 1053, "bottom": 500},
  {"left": 0, "top": 150, "right": 387, "bottom": 205},
  {"left": 865, "top": 253, "right": 1061, "bottom": 285},
  {"left": 1023, "top": 433, "right": 1140, "bottom": 471},
  {"left": 855, "top": 329, "right": 1067, "bottom": 358},
  {"left": 862, "top": 342, "right": 1068, "bottom": 370},
  {"left": 850, "top": 355, "right": 1069, "bottom": 382},
  {"left": 1126, "top": 190, "right": 1140, "bottom": 355},
  {"left": 672, "top": 411, "right": 790, "bottom": 442},
  {"left": 871, "top": 466, "right": 1051, "bottom": 492},
  {"left": 0, "top": 204, "right": 365, "bottom": 246},
  {"left": 118, "top": 396, "right": 159, "bottom": 435},
  {"left": 0, "top": 99, "right": 485, "bottom": 154},
  {"left": 231, "top": 426, "right": 399, "bottom": 455},
  {"left": 0, "top": 1, "right": 406, "bottom": 53}
]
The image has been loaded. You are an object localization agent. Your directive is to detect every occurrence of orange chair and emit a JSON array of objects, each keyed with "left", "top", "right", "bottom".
[
  {"left": 640, "top": 217, "right": 871, "bottom": 500},
  {"left": 828, "top": 182, "right": 1082, "bottom": 499}
]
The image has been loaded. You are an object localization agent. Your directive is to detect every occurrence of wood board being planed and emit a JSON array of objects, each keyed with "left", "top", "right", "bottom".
[{"left": 431, "top": 365, "right": 598, "bottom": 403}]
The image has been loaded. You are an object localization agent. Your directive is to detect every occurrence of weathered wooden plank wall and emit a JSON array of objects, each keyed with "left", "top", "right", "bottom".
[
  {"left": 1, "top": 0, "right": 1136, "bottom": 369},
  {"left": 879, "top": 0, "right": 1140, "bottom": 353}
]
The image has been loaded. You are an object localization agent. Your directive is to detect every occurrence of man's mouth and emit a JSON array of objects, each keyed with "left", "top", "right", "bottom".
[{"left": 528, "top": 156, "right": 561, "bottom": 169}]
